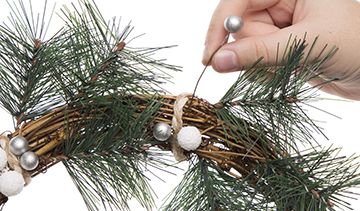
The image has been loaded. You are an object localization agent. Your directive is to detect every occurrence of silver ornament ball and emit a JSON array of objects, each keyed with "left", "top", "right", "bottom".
[
  {"left": 20, "top": 151, "right": 39, "bottom": 171},
  {"left": 9, "top": 136, "right": 28, "bottom": 156},
  {"left": 224, "top": 15, "right": 243, "bottom": 33},
  {"left": 153, "top": 122, "right": 172, "bottom": 141}
]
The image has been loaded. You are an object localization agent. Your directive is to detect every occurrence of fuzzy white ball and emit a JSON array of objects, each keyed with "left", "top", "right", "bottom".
[
  {"left": 0, "top": 171, "right": 25, "bottom": 197},
  {"left": 177, "top": 126, "right": 202, "bottom": 151},
  {"left": 0, "top": 148, "right": 7, "bottom": 170}
]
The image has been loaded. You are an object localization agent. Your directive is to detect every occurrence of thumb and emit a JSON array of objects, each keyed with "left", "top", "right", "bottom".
[{"left": 211, "top": 24, "right": 314, "bottom": 72}]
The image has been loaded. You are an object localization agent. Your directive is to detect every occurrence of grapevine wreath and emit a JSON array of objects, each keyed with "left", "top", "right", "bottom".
[{"left": 0, "top": 1, "right": 359, "bottom": 211}]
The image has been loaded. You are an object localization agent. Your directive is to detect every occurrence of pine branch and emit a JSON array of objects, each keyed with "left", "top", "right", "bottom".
[
  {"left": 162, "top": 158, "right": 270, "bottom": 211},
  {"left": 0, "top": 0, "right": 62, "bottom": 123},
  {"left": 215, "top": 37, "right": 338, "bottom": 154},
  {"left": 53, "top": 0, "right": 179, "bottom": 105},
  {"left": 164, "top": 148, "right": 360, "bottom": 211},
  {"left": 64, "top": 154, "right": 155, "bottom": 211},
  {"left": 253, "top": 147, "right": 360, "bottom": 210},
  {"left": 55, "top": 94, "right": 163, "bottom": 210}
]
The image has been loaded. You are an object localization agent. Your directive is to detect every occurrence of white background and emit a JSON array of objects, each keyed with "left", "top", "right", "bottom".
[{"left": 0, "top": 0, "right": 359, "bottom": 210}]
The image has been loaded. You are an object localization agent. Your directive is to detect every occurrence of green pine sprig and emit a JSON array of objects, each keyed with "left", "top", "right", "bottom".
[
  {"left": 0, "top": 0, "right": 62, "bottom": 123},
  {"left": 162, "top": 158, "right": 274, "bottom": 211},
  {"left": 164, "top": 149, "right": 360, "bottom": 211},
  {"left": 216, "top": 36, "right": 338, "bottom": 156}
]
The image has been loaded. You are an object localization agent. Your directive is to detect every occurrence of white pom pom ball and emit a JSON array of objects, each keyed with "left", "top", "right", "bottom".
[
  {"left": 0, "top": 171, "right": 25, "bottom": 197},
  {"left": 0, "top": 148, "right": 7, "bottom": 170},
  {"left": 177, "top": 126, "right": 202, "bottom": 151}
]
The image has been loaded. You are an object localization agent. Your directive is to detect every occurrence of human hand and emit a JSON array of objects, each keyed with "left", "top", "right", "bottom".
[{"left": 202, "top": 0, "right": 360, "bottom": 100}]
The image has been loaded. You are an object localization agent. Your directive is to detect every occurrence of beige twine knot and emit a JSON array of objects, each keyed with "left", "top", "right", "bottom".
[
  {"left": 0, "top": 135, "right": 31, "bottom": 185},
  {"left": 170, "top": 93, "right": 192, "bottom": 162}
]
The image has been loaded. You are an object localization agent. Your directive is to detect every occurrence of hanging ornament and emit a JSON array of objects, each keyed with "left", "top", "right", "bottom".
[
  {"left": 177, "top": 126, "right": 202, "bottom": 151},
  {"left": 20, "top": 151, "right": 39, "bottom": 171},
  {"left": 153, "top": 122, "right": 172, "bottom": 141},
  {"left": 0, "top": 148, "right": 7, "bottom": 170},
  {"left": 224, "top": 15, "right": 243, "bottom": 33},
  {"left": 0, "top": 171, "right": 25, "bottom": 197},
  {"left": 9, "top": 136, "right": 28, "bottom": 156}
]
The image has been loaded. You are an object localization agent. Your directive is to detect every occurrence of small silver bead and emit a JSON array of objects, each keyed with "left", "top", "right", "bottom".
[
  {"left": 9, "top": 136, "right": 28, "bottom": 156},
  {"left": 20, "top": 151, "right": 39, "bottom": 171},
  {"left": 224, "top": 16, "right": 243, "bottom": 33},
  {"left": 153, "top": 122, "right": 172, "bottom": 141}
]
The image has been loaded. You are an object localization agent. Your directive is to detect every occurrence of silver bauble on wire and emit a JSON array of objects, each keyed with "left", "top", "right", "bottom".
[
  {"left": 20, "top": 151, "right": 39, "bottom": 171},
  {"left": 9, "top": 136, "right": 28, "bottom": 156},
  {"left": 224, "top": 15, "right": 243, "bottom": 33},
  {"left": 153, "top": 122, "right": 172, "bottom": 141}
]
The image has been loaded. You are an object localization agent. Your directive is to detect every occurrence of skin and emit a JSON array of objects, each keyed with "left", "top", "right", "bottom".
[{"left": 202, "top": 0, "right": 360, "bottom": 100}]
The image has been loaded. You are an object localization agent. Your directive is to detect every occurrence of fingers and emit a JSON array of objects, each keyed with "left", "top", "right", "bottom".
[
  {"left": 232, "top": 21, "right": 279, "bottom": 40},
  {"left": 202, "top": 0, "right": 249, "bottom": 65},
  {"left": 247, "top": 0, "right": 281, "bottom": 10},
  {"left": 308, "top": 79, "right": 360, "bottom": 100},
  {"left": 211, "top": 23, "right": 317, "bottom": 72},
  {"left": 242, "top": 10, "right": 275, "bottom": 25},
  {"left": 231, "top": 10, "right": 278, "bottom": 39},
  {"left": 202, "top": 0, "right": 281, "bottom": 65}
]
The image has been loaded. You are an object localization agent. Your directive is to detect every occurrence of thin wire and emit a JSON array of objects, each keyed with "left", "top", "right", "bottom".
[{"left": 191, "top": 33, "right": 230, "bottom": 100}]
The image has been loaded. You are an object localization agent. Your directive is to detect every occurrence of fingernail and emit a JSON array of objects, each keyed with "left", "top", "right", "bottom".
[{"left": 213, "top": 50, "right": 238, "bottom": 72}]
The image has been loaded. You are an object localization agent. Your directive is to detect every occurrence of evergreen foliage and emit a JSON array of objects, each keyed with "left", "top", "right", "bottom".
[{"left": 0, "top": 1, "right": 359, "bottom": 211}]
